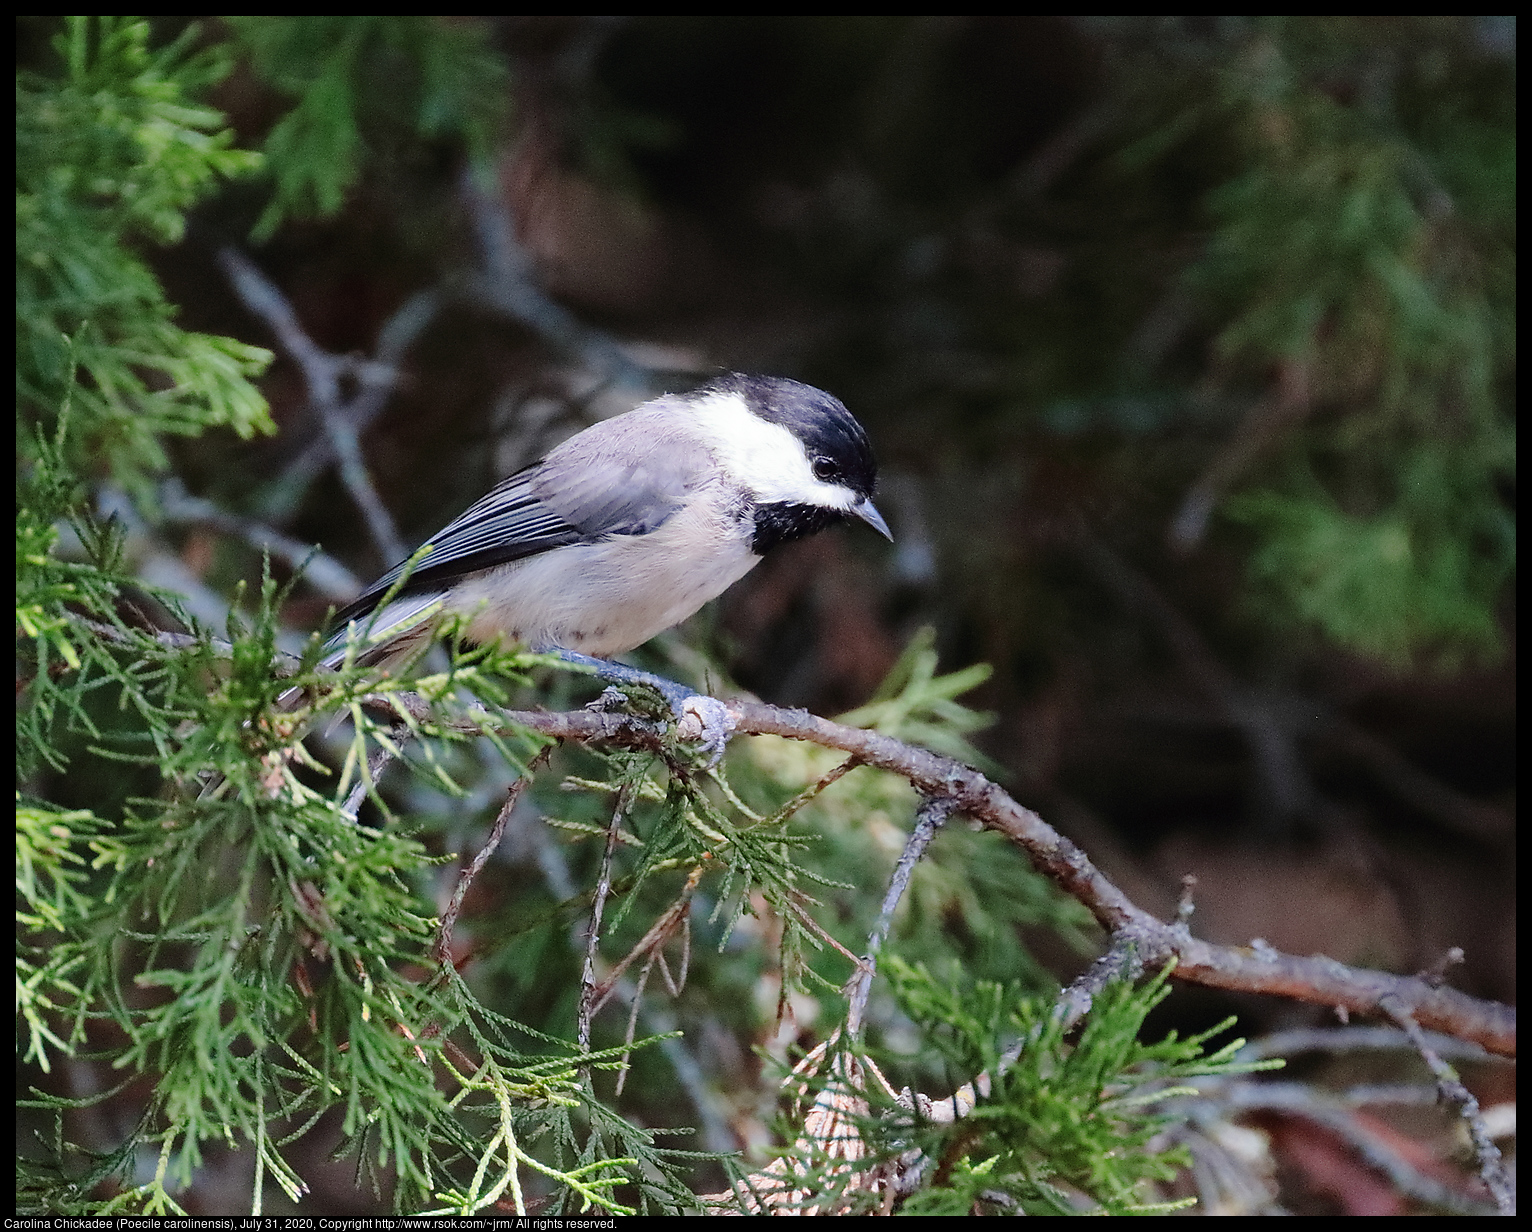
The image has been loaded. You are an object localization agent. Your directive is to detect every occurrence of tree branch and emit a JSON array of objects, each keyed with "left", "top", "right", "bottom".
[
  {"left": 439, "top": 696, "right": 1514, "bottom": 1058},
  {"left": 60, "top": 608, "right": 1520, "bottom": 1059},
  {"left": 219, "top": 247, "right": 410, "bottom": 565}
]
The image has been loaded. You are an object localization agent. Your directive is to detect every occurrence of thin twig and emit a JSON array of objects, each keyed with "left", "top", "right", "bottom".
[
  {"left": 1380, "top": 995, "right": 1516, "bottom": 1215},
  {"left": 577, "top": 783, "right": 632, "bottom": 1057},
  {"left": 1226, "top": 1080, "right": 1446, "bottom": 1110},
  {"left": 1176, "top": 873, "right": 1198, "bottom": 924},
  {"left": 1173, "top": 1081, "right": 1494, "bottom": 1215},
  {"left": 340, "top": 731, "right": 409, "bottom": 822},
  {"left": 1083, "top": 546, "right": 1508, "bottom": 846},
  {"left": 1168, "top": 357, "right": 1314, "bottom": 551},
  {"left": 588, "top": 864, "right": 703, "bottom": 1017},
  {"left": 1238, "top": 1024, "right": 1502, "bottom": 1065},
  {"left": 757, "top": 755, "right": 861, "bottom": 827},
  {"left": 1328, "top": 719, "right": 1513, "bottom": 844},
  {"left": 66, "top": 612, "right": 303, "bottom": 671},
  {"left": 268, "top": 290, "right": 441, "bottom": 520},
  {"left": 845, "top": 793, "right": 956, "bottom": 1038},
  {"left": 533, "top": 796, "right": 736, "bottom": 1150},
  {"left": 786, "top": 893, "right": 868, "bottom": 970},
  {"left": 315, "top": 391, "right": 409, "bottom": 568},
  {"left": 455, "top": 165, "right": 651, "bottom": 391},
  {"left": 915, "top": 936, "right": 1156, "bottom": 1130},
  {"left": 218, "top": 248, "right": 409, "bottom": 565},
  {"left": 1004, "top": 96, "right": 1120, "bottom": 200},
  {"left": 1083, "top": 542, "right": 1316, "bottom": 824},
  {"left": 434, "top": 763, "right": 544, "bottom": 971},
  {"left": 612, "top": 954, "right": 654, "bottom": 1098},
  {"left": 158, "top": 480, "right": 361, "bottom": 603},
  {"left": 1280, "top": 1100, "right": 1491, "bottom": 1215}
]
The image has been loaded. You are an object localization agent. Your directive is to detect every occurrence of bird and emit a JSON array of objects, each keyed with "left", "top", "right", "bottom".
[{"left": 320, "top": 373, "right": 891, "bottom": 749}]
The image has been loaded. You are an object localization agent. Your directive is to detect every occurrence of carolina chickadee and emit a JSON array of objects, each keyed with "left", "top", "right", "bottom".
[{"left": 323, "top": 373, "right": 890, "bottom": 723}]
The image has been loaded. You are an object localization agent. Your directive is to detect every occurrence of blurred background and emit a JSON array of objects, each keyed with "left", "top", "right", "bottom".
[{"left": 20, "top": 16, "right": 1514, "bottom": 1214}]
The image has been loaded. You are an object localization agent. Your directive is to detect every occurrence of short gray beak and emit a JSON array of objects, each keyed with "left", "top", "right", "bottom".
[{"left": 852, "top": 496, "right": 893, "bottom": 541}]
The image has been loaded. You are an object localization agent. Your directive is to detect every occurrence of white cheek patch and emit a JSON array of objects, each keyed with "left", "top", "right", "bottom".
[{"left": 687, "top": 393, "right": 858, "bottom": 510}]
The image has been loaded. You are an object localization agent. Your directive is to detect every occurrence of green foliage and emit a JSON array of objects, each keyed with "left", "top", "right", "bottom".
[
  {"left": 738, "top": 734, "right": 1093, "bottom": 1007},
  {"left": 16, "top": 21, "right": 671, "bottom": 1213},
  {"left": 17, "top": 545, "right": 683, "bottom": 1211},
  {"left": 17, "top": 17, "right": 273, "bottom": 498},
  {"left": 721, "top": 639, "right": 1091, "bottom": 1005},
  {"left": 1032, "top": 18, "right": 1514, "bottom": 672},
  {"left": 225, "top": 17, "right": 510, "bottom": 240},
  {"left": 16, "top": 799, "right": 125, "bottom": 1074},
  {"left": 1161, "top": 18, "right": 1514, "bottom": 668},
  {"left": 884, "top": 958, "right": 1279, "bottom": 1215},
  {"left": 715, "top": 16, "right": 1512, "bottom": 672},
  {"left": 1226, "top": 452, "right": 1510, "bottom": 667},
  {"left": 835, "top": 625, "right": 1000, "bottom": 772}
]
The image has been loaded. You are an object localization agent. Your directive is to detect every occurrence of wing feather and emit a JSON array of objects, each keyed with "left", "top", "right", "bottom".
[
  {"left": 331, "top": 409, "right": 710, "bottom": 630},
  {"left": 331, "top": 469, "right": 582, "bottom": 627}
]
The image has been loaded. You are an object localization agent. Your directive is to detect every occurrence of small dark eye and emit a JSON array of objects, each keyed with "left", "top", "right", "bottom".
[{"left": 811, "top": 456, "right": 839, "bottom": 482}]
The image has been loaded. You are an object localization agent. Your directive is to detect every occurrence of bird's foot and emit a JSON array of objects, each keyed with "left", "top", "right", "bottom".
[
  {"left": 553, "top": 649, "right": 736, "bottom": 764},
  {"left": 585, "top": 685, "right": 629, "bottom": 714},
  {"left": 672, "top": 693, "right": 735, "bottom": 766}
]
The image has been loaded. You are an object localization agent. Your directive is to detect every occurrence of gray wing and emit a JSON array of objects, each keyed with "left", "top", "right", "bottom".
[{"left": 331, "top": 406, "right": 710, "bottom": 628}]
